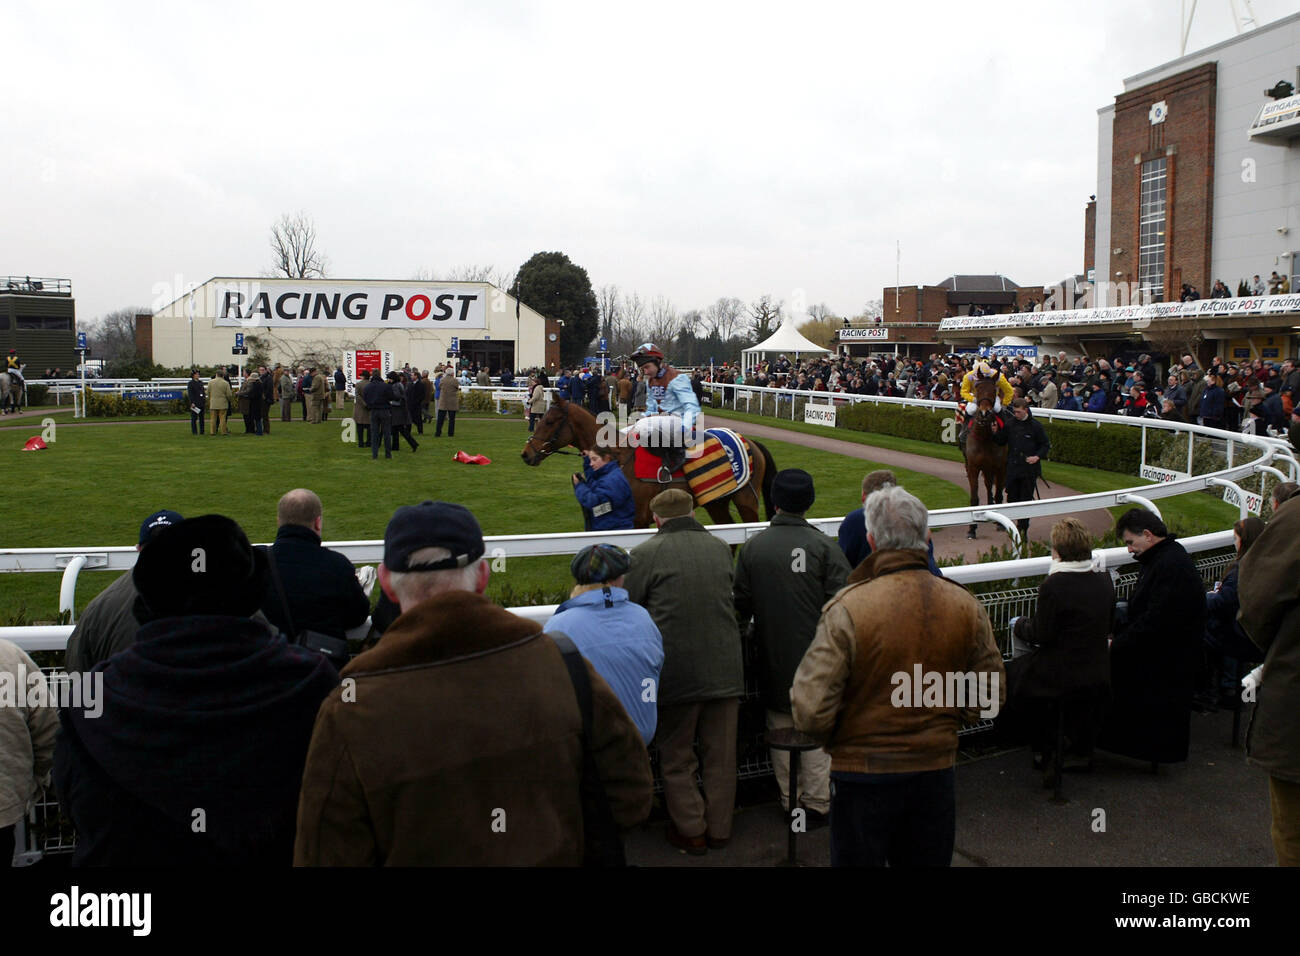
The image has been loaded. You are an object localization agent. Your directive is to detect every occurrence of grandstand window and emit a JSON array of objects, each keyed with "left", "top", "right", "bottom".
[
  {"left": 16, "top": 315, "right": 73, "bottom": 330},
  {"left": 1138, "top": 158, "right": 1167, "bottom": 303}
]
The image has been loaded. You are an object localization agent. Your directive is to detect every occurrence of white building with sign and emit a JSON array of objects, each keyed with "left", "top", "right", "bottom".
[{"left": 149, "top": 278, "right": 561, "bottom": 374}]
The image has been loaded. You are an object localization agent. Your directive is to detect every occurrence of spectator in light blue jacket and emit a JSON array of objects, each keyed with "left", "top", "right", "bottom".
[
  {"left": 573, "top": 445, "right": 635, "bottom": 531},
  {"left": 544, "top": 544, "right": 665, "bottom": 744}
]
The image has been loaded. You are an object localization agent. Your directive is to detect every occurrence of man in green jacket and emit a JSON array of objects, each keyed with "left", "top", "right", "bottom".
[
  {"left": 735, "top": 469, "right": 849, "bottom": 824},
  {"left": 626, "top": 488, "right": 743, "bottom": 855}
]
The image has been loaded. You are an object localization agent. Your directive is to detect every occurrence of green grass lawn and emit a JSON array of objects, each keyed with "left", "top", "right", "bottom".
[{"left": 3, "top": 407, "right": 966, "bottom": 623}]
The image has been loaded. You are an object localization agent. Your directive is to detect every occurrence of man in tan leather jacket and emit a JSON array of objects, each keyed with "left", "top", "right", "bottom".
[{"left": 792, "top": 485, "right": 1004, "bottom": 867}]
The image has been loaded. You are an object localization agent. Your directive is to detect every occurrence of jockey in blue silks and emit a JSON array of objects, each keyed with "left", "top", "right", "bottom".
[{"left": 633, "top": 342, "right": 702, "bottom": 482}]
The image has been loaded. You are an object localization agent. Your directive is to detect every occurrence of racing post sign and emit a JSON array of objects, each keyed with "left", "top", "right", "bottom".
[{"left": 344, "top": 350, "right": 393, "bottom": 389}]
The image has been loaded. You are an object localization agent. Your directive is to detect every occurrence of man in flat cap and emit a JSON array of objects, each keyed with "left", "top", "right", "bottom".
[
  {"left": 735, "top": 469, "right": 849, "bottom": 826},
  {"left": 53, "top": 515, "right": 340, "bottom": 866},
  {"left": 544, "top": 544, "right": 664, "bottom": 744},
  {"left": 626, "top": 488, "right": 743, "bottom": 855},
  {"left": 294, "top": 501, "right": 652, "bottom": 866}
]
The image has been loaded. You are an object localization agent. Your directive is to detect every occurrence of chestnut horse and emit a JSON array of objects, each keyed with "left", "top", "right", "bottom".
[
  {"left": 521, "top": 397, "right": 776, "bottom": 528},
  {"left": 964, "top": 377, "right": 1008, "bottom": 539}
]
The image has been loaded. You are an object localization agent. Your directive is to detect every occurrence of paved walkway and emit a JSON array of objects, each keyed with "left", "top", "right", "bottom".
[
  {"left": 624, "top": 706, "right": 1274, "bottom": 867},
  {"left": 730, "top": 419, "right": 1116, "bottom": 563}
]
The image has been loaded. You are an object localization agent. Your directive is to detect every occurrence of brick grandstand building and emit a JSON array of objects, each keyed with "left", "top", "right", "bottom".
[{"left": 939, "top": 11, "right": 1300, "bottom": 362}]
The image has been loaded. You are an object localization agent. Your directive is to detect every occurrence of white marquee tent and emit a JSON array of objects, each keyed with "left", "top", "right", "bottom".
[{"left": 741, "top": 320, "right": 831, "bottom": 374}]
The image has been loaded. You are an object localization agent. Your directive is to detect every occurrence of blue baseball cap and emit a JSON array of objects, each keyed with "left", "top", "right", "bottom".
[{"left": 138, "top": 510, "right": 184, "bottom": 546}]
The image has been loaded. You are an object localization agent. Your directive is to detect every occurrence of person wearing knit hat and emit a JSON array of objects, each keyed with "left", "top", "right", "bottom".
[
  {"left": 544, "top": 544, "right": 664, "bottom": 745},
  {"left": 735, "top": 469, "right": 850, "bottom": 825},
  {"left": 628, "top": 481, "right": 743, "bottom": 854},
  {"left": 53, "top": 513, "right": 340, "bottom": 866}
]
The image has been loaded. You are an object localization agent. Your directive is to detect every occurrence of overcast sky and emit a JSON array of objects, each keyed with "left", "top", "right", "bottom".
[{"left": 2, "top": 0, "right": 1294, "bottom": 326}]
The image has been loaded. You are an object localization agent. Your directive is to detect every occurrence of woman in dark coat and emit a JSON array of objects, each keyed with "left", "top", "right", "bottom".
[
  {"left": 996, "top": 518, "right": 1114, "bottom": 768},
  {"left": 388, "top": 372, "right": 418, "bottom": 452}
]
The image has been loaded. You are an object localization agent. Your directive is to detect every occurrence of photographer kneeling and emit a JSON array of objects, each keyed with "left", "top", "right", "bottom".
[{"left": 573, "top": 444, "right": 635, "bottom": 531}]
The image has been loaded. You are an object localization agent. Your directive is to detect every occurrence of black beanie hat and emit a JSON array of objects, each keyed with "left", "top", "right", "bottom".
[
  {"left": 132, "top": 515, "right": 267, "bottom": 620},
  {"left": 771, "top": 468, "right": 815, "bottom": 514}
]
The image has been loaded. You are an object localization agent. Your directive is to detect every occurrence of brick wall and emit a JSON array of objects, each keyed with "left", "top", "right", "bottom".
[
  {"left": 1109, "top": 62, "right": 1216, "bottom": 301},
  {"left": 134, "top": 313, "right": 153, "bottom": 361}
]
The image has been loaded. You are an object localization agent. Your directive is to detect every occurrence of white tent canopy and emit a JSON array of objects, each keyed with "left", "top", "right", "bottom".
[{"left": 742, "top": 320, "right": 831, "bottom": 373}]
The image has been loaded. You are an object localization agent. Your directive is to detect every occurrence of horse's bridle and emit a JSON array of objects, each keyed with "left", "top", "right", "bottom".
[{"left": 523, "top": 402, "right": 580, "bottom": 461}]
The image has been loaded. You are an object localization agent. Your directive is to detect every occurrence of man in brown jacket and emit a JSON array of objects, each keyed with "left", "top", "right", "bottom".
[
  {"left": 792, "top": 485, "right": 1004, "bottom": 867},
  {"left": 294, "top": 501, "right": 652, "bottom": 865}
]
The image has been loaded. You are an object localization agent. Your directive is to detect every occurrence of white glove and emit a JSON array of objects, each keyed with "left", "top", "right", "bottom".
[
  {"left": 993, "top": 397, "right": 1002, "bottom": 413},
  {"left": 1242, "top": 665, "right": 1264, "bottom": 697},
  {"left": 965, "top": 402, "right": 976, "bottom": 416},
  {"left": 355, "top": 564, "right": 377, "bottom": 597}
]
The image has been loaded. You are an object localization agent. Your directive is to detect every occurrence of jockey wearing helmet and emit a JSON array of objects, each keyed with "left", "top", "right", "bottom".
[
  {"left": 632, "top": 342, "right": 701, "bottom": 481},
  {"left": 957, "top": 360, "right": 1013, "bottom": 456},
  {"left": 960, "top": 360, "right": 1014, "bottom": 414}
]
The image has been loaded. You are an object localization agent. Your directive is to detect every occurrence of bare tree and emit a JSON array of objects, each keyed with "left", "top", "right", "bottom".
[
  {"left": 748, "top": 294, "right": 784, "bottom": 341},
  {"left": 798, "top": 317, "right": 840, "bottom": 349},
  {"left": 597, "top": 284, "right": 621, "bottom": 340},
  {"left": 269, "top": 211, "right": 329, "bottom": 278},
  {"left": 613, "top": 290, "right": 648, "bottom": 356},
  {"left": 646, "top": 296, "right": 682, "bottom": 348},
  {"left": 807, "top": 302, "right": 835, "bottom": 321},
  {"left": 704, "top": 297, "right": 745, "bottom": 339},
  {"left": 446, "top": 264, "right": 513, "bottom": 287},
  {"left": 85, "top": 306, "right": 149, "bottom": 365}
]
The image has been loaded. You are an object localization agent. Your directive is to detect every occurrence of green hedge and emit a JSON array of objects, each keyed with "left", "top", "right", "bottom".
[
  {"left": 835, "top": 403, "right": 1152, "bottom": 474},
  {"left": 85, "top": 388, "right": 187, "bottom": 417}
]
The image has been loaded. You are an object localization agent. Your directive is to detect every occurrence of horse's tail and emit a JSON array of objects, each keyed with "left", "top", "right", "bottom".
[{"left": 752, "top": 438, "right": 777, "bottom": 520}]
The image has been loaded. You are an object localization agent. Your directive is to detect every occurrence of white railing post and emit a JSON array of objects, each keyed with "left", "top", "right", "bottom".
[{"left": 58, "top": 555, "right": 88, "bottom": 624}]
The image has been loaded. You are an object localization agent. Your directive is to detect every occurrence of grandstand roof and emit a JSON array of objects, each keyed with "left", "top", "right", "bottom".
[{"left": 937, "top": 275, "right": 1021, "bottom": 292}]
